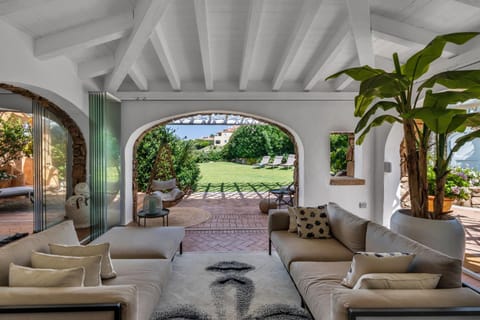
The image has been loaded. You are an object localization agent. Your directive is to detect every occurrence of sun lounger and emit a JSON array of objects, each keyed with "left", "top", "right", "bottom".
[
  {"left": 253, "top": 156, "right": 270, "bottom": 168},
  {"left": 265, "top": 155, "right": 283, "bottom": 168},
  {"left": 0, "top": 186, "right": 34, "bottom": 203}
]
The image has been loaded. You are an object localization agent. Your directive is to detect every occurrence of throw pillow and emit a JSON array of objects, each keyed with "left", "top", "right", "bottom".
[
  {"left": 31, "top": 251, "right": 102, "bottom": 286},
  {"left": 9, "top": 263, "right": 85, "bottom": 287},
  {"left": 341, "top": 252, "right": 415, "bottom": 288},
  {"left": 49, "top": 243, "right": 116, "bottom": 280},
  {"left": 294, "top": 205, "right": 331, "bottom": 239},
  {"left": 152, "top": 178, "right": 176, "bottom": 191},
  {"left": 353, "top": 273, "right": 441, "bottom": 289},
  {"left": 287, "top": 206, "right": 298, "bottom": 233}
]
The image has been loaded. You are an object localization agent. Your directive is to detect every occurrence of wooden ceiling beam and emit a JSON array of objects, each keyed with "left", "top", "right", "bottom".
[
  {"left": 272, "top": 0, "right": 323, "bottom": 91},
  {"left": 239, "top": 0, "right": 264, "bottom": 91},
  {"left": 151, "top": 26, "right": 181, "bottom": 91},
  {"left": 35, "top": 13, "right": 133, "bottom": 60},
  {"left": 346, "top": 0, "right": 375, "bottom": 67},
  {"left": 128, "top": 63, "right": 148, "bottom": 91},
  {"left": 105, "top": 0, "right": 171, "bottom": 93},
  {"left": 194, "top": 0, "right": 214, "bottom": 91}
]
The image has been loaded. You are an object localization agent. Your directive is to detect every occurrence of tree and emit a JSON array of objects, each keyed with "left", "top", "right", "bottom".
[
  {"left": 0, "top": 113, "right": 31, "bottom": 175},
  {"left": 224, "top": 125, "right": 293, "bottom": 160},
  {"left": 135, "top": 126, "right": 200, "bottom": 192},
  {"left": 330, "top": 133, "right": 348, "bottom": 175}
]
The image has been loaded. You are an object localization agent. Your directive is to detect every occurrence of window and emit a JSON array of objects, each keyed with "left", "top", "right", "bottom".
[{"left": 329, "top": 132, "right": 364, "bottom": 185}]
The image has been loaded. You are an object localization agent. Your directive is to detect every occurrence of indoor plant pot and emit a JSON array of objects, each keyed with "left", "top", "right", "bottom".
[{"left": 391, "top": 209, "right": 465, "bottom": 260}]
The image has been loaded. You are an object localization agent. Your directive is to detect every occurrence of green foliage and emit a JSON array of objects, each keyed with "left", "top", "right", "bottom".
[
  {"left": 135, "top": 126, "right": 200, "bottom": 192},
  {"left": 0, "top": 113, "right": 31, "bottom": 171},
  {"left": 224, "top": 125, "right": 293, "bottom": 160},
  {"left": 427, "top": 166, "right": 470, "bottom": 200},
  {"left": 326, "top": 32, "right": 480, "bottom": 217},
  {"left": 195, "top": 147, "right": 226, "bottom": 163},
  {"left": 330, "top": 134, "right": 348, "bottom": 175},
  {"left": 192, "top": 139, "right": 212, "bottom": 150}
]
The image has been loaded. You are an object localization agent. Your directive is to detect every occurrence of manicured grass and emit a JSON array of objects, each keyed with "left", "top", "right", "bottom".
[{"left": 194, "top": 161, "right": 293, "bottom": 192}]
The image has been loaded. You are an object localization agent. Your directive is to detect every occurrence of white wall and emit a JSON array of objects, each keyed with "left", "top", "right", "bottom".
[
  {"left": 121, "top": 100, "right": 375, "bottom": 224},
  {"left": 383, "top": 123, "right": 403, "bottom": 226},
  {"left": 0, "top": 19, "right": 89, "bottom": 137}
]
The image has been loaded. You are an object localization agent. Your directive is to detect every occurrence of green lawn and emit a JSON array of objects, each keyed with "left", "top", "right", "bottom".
[{"left": 194, "top": 161, "right": 293, "bottom": 192}]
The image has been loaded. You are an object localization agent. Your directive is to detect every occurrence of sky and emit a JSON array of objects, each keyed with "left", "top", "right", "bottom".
[{"left": 166, "top": 125, "right": 231, "bottom": 140}]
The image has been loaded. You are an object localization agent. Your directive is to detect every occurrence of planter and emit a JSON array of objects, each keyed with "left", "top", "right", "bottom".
[
  {"left": 390, "top": 209, "right": 465, "bottom": 260},
  {"left": 427, "top": 195, "right": 454, "bottom": 213}
]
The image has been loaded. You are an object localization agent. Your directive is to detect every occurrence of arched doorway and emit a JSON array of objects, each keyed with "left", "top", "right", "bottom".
[
  {"left": 0, "top": 83, "right": 87, "bottom": 235},
  {"left": 131, "top": 112, "right": 300, "bottom": 221}
]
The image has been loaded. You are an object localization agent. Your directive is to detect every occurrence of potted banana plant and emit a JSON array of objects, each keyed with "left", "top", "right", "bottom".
[{"left": 326, "top": 32, "right": 480, "bottom": 259}]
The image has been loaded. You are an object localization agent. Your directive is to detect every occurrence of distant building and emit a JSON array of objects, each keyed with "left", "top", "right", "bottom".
[{"left": 214, "top": 126, "right": 238, "bottom": 147}]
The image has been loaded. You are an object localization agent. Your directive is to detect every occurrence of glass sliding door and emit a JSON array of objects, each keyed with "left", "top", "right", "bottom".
[{"left": 32, "top": 101, "right": 72, "bottom": 231}]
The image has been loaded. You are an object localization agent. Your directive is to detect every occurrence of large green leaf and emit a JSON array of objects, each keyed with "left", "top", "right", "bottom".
[
  {"left": 356, "top": 115, "right": 402, "bottom": 145},
  {"left": 420, "top": 70, "right": 480, "bottom": 90},
  {"left": 354, "top": 95, "right": 375, "bottom": 117},
  {"left": 422, "top": 87, "right": 480, "bottom": 110},
  {"left": 359, "top": 73, "right": 409, "bottom": 99},
  {"left": 410, "top": 108, "right": 465, "bottom": 133},
  {"left": 355, "top": 101, "right": 399, "bottom": 133},
  {"left": 403, "top": 32, "right": 478, "bottom": 81},
  {"left": 326, "top": 65, "right": 385, "bottom": 81}
]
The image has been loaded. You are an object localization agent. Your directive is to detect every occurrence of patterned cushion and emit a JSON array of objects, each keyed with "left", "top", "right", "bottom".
[
  {"left": 342, "top": 252, "right": 415, "bottom": 288},
  {"left": 293, "top": 205, "right": 331, "bottom": 239}
]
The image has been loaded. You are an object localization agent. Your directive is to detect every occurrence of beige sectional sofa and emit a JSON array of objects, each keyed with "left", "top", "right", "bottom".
[
  {"left": 268, "top": 202, "right": 480, "bottom": 320},
  {"left": 0, "top": 220, "right": 184, "bottom": 320}
]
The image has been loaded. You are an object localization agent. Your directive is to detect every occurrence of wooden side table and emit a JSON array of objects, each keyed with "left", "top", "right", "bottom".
[{"left": 137, "top": 208, "right": 170, "bottom": 227}]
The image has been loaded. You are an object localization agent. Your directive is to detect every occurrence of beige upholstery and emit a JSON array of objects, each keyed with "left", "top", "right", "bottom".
[
  {"left": 91, "top": 226, "right": 185, "bottom": 260},
  {"left": 0, "top": 220, "right": 80, "bottom": 286},
  {"left": 327, "top": 202, "right": 368, "bottom": 252},
  {"left": 0, "top": 285, "right": 137, "bottom": 320},
  {"left": 271, "top": 231, "right": 354, "bottom": 269},
  {"left": 290, "top": 261, "right": 351, "bottom": 320},
  {"left": 268, "top": 209, "right": 290, "bottom": 234},
  {"left": 331, "top": 287, "right": 480, "bottom": 320},
  {"left": 366, "top": 222, "right": 462, "bottom": 288},
  {"left": 0, "top": 220, "right": 183, "bottom": 320},
  {"left": 104, "top": 259, "right": 171, "bottom": 320}
]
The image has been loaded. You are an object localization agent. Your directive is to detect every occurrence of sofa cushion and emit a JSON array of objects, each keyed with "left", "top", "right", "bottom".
[
  {"left": 105, "top": 259, "right": 171, "bottom": 320},
  {"left": 49, "top": 243, "right": 116, "bottom": 279},
  {"left": 31, "top": 251, "right": 102, "bottom": 287},
  {"left": 90, "top": 226, "right": 184, "bottom": 260},
  {"left": 341, "top": 252, "right": 414, "bottom": 288},
  {"left": 290, "top": 261, "right": 351, "bottom": 320},
  {"left": 353, "top": 273, "right": 441, "bottom": 289},
  {"left": 287, "top": 207, "right": 298, "bottom": 232},
  {"left": 9, "top": 263, "right": 85, "bottom": 287},
  {"left": 365, "top": 222, "right": 462, "bottom": 288},
  {"left": 327, "top": 202, "right": 368, "bottom": 252},
  {"left": 294, "top": 205, "right": 331, "bottom": 239},
  {"left": 331, "top": 287, "right": 480, "bottom": 320},
  {"left": 0, "top": 220, "right": 79, "bottom": 286},
  {"left": 270, "top": 231, "right": 354, "bottom": 270}
]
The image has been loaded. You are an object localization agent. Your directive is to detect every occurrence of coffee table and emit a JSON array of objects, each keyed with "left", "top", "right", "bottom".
[{"left": 137, "top": 208, "right": 170, "bottom": 227}]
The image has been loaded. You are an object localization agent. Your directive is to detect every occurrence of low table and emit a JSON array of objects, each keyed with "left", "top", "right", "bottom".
[{"left": 137, "top": 208, "right": 170, "bottom": 227}]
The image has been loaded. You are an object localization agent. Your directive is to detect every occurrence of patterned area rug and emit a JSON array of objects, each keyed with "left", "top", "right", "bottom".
[{"left": 151, "top": 252, "right": 311, "bottom": 320}]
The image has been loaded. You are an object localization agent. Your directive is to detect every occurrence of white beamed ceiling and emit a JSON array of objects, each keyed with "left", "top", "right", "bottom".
[{"left": 1, "top": 0, "right": 480, "bottom": 100}]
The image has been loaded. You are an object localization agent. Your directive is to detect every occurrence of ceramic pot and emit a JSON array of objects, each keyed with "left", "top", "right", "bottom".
[
  {"left": 427, "top": 195, "right": 454, "bottom": 213},
  {"left": 390, "top": 209, "right": 465, "bottom": 260}
]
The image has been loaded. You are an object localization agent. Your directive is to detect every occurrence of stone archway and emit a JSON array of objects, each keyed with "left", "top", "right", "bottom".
[
  {"left": 0, "top": 83, "right": 86, "bottom": 186},
  {"left": 131, "top": 112, "right": 300, "bottom": 220}
]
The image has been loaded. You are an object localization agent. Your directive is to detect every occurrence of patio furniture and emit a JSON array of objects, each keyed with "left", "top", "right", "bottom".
[
  {"left": 137, "top": 208, "right": 170, "bottom": 227},
  {"left": 268, "top": 183, "right": 295, "bottom": 208},
  {"left": 0, "top": 186, "right": 34, "bottom": 203},
  {"left": 265, "top": 155, "right": 283, "bottom": 168},
  {"left": 253, "top": 155, "right": 270, "bottom": 168},
  {"left": 146, "top": 143, "right": 185, "bottom": 208},
  {"left": 279, "top": 154, "right": 295, "bottom": 169}
]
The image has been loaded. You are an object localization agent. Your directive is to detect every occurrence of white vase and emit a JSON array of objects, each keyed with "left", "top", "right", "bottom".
[
  {"left": 390, "top": 209, "right": 465, "bottom": 260},
  {"left": 65, "top": 195, "right": 90, "bottom": 228}
]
